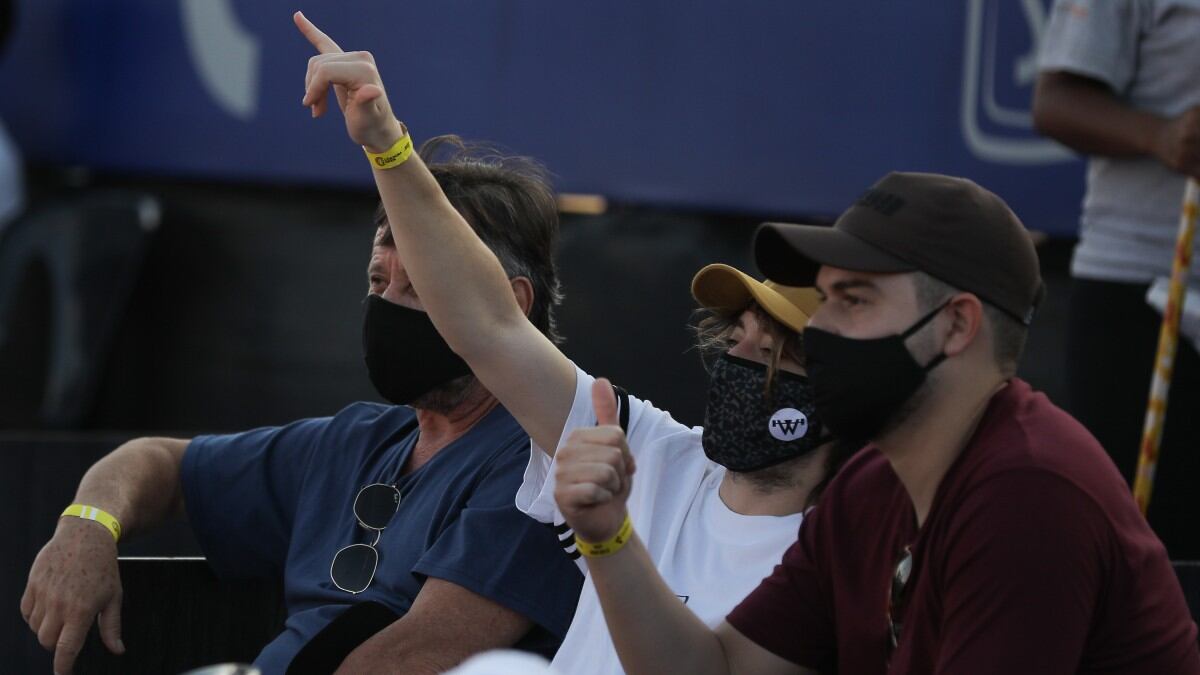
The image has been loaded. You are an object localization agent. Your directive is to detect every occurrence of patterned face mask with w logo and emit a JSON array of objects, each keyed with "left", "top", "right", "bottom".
[{"left": 701, "top": 353, "right": 831, "bottom": 473}]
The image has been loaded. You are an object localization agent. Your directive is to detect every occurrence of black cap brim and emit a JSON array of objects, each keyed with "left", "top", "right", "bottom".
[{"left": 754, "top": 222, "right": 915, "bottom": 286}]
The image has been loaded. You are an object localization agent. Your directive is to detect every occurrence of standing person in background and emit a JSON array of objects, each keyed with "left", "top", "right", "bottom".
[
  {"left": 291, "top": 12, "right": 853, "bottom": 675},
  {"left": 1033, "top": 0, "right": 1200, "bottom": 558}
]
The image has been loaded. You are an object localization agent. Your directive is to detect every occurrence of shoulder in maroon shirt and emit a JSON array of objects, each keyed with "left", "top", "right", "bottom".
[{"left": 729, "top": 379, "right": 1200, "bottom": 675}]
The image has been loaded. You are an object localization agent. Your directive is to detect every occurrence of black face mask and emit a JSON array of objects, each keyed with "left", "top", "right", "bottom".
[
  {"left": 361, "top": 294, "right": 473, "bottom": 406},
  {"left": 701, "top": 353, "right": 829, "bottom": 473},
  {"left": 802, "top": 302, "right": 948, "bottom": 447}
]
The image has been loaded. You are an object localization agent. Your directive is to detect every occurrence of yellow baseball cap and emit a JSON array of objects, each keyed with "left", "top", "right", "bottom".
[{"left": 690, "top": 263, "right": 820, "bottom": 334}]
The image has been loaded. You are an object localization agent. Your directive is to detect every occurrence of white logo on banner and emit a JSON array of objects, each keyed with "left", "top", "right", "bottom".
[
  {"left": 769, "top": 408, "right": 809, "bottom": 442},
  {"left": 181, "top": 0, "right": 261, "bottom": 120},
  {"left": 960, "top": 0, "right": 1073, "bottom": 164}
]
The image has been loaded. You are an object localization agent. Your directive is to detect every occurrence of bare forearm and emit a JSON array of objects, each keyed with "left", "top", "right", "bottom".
[
  {"left": 336, "top": 577, "right": 533, "bottom": 675},
  {"left": 373, "top": 152, "right": 527, "bottom": 359},
  {"left": 1032, "top": 71, "right": 1165, "bottom": 157},
  {"left": 370, "top": 145, "right": 577, "bottom": 454},
  {"left": 352, "top": 630, "right": 505, "bottom": 675},
  {"left": 22, "top": 436, "right": 185, "bottom": 671},
  {"left": 295, "top": 18, "right": 577, "bottom": 454},
  {"left": 589, "top": 534, "right": 732, "bottom": 675},
  {"left": 69, "top": 437, "right": 189, "bottom": 537}
]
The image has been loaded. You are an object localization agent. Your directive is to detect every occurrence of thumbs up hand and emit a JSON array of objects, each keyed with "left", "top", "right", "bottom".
[{"left": 554, "top": 378, "right": 637, "bottom": 543}]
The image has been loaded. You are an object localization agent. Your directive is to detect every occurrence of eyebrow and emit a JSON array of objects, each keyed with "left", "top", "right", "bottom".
[{"left": 822, "top": 278, "right": 878, "bottom": 295}]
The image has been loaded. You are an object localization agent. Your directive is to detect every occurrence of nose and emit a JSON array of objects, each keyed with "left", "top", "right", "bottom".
[
  {"left": 806, "top": 304, "right": 831, "bottom": 331},
  {"left": 726, "top": 319, "right": 773, "bottom": 364},
  {"left": 381, "top": 264, "right": 411, "bottom": 305},
  {"left": 726, "top": 333, "right": 756, "bottom": 360},
  {"left": 381, "top": 282, "right": 404, "bottom": 304}
]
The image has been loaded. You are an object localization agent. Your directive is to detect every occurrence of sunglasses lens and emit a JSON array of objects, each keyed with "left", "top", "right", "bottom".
[
  {"left": 888, "top": 547, "right": 914, "bottom": 650},
  {"left": 354, "top": 483, "right": 400, "bottom": 530},
  {"left": 892, "top": 550, "right": 913, "bottom": 601},
  {"left": 331, "top": 543, "right": 378, "bottom": 594}
]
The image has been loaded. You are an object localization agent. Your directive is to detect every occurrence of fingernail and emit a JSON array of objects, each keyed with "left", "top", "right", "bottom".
[{"left": 117, "top": 638, "right": 125, "bottom": 651}]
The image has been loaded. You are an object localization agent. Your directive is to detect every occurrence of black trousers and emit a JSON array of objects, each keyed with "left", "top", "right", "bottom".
[{"left": 1066, "top": 278, "right": 1200, "bottom": 560}]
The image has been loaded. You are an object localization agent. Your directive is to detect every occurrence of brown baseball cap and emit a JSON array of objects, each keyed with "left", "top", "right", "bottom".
[
  {"left": 691, "top": 263, "right": 820, "bottom": 334},
  {"left": 754, "top": 171, "right": 1044, "bottom": 325}
]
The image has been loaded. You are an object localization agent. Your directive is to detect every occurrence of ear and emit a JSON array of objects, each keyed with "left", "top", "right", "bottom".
[
  {"left": 510, "top": 276, "right": 535, "bottom": 318},
  {"left": 940, "top": 293, "right": 984, "bottom": 358}
]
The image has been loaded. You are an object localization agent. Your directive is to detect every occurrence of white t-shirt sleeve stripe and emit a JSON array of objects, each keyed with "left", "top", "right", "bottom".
[{"left": 515, "top": 364, "right": 700, "bottom": 575}]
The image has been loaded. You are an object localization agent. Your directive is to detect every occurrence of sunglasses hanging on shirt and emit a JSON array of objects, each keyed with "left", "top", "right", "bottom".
[
  {"left": 887, "top": 545, "right": 914, "bottom": 655},
  {"left": 330, "top": 483, "right": 402, "bottom": 594}
]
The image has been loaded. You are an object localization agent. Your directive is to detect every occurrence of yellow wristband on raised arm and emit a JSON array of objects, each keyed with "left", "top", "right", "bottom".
[
  {"left": 61, "top": 504, "right": 122, "bottom": 542},
  {"left": 364, "top": 132, "right": 413, "bottom": 170},
  {"left": 575, "top": 514, "right": 634, "bottom": 558}
]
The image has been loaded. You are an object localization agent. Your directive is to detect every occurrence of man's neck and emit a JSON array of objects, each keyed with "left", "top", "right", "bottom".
[
  {"left": 408, "top": 382, "right": 500, "bottom": 473},
  {"left": 876, "top": 372, "right": 1008, "bottom": 528},
  {"left": 718, "top": 445, "right": 831, "bottom": 516}
]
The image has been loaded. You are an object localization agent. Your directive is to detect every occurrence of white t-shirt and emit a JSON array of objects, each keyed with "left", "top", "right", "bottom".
[{"left": 516, "top": 365, "right": 804, "bottom": 675}]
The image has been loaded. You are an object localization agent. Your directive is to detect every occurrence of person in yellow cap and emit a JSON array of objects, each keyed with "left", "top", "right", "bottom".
[
  {"left": 283, "top": 13, "right": 850, "bottom": 675},
  {"left": 522, "top": 263, "right": 846, "bottom": 675}
]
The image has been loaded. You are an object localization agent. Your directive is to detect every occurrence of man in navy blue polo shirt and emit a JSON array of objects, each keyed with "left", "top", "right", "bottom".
[{"left": 21, "top": 140, "right": 582, "bottom": 675}]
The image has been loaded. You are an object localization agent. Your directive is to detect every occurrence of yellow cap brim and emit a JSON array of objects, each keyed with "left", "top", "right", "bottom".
[{"left": 690, "top": 263, "right": 820, "bottom": 334}]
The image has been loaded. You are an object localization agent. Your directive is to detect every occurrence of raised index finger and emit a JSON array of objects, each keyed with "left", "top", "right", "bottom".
[{"left": 293, "top": 11, "right": 343, "bottom": 54}]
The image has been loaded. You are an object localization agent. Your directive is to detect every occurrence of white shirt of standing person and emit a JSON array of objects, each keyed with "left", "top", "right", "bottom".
[{"left": 516, "top": 365, "right": 804, "bottom": 675}]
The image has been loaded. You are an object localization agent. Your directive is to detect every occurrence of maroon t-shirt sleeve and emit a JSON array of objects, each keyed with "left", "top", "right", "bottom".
[
  {"left": 727, "top": 509, "right": 835, "bottom": 671},
  {"left": 933, "top": 469, "right": 1107, "bottom": 674}
]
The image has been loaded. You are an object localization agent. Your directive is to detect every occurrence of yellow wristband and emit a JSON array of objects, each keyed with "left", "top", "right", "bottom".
[
  {"left": 364, "top": 132, "right": 413, "bottom": 170},
  {"left": 575, "top": 514, "right": 633, "bottom": 558},
  {"left": 61, "top": 504, "right": 122, "bottom": 542}
]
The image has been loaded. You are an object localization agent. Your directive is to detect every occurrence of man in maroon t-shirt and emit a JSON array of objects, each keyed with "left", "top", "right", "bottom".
[
  {"left": 728, "top": 172, "right": 1200, "bottom": 674},
  {"left": 549, "top": 172, "right": 1199, "bottom": 674}
]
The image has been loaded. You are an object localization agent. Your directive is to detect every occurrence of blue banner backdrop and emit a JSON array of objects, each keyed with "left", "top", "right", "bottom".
[{"left": 0, "top": 0, "right": 1086, "bottom": 234}]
